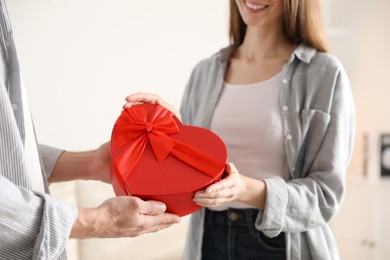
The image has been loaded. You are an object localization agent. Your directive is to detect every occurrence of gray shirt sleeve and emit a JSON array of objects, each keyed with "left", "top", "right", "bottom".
[
  {"left": 257, "top": 53, "right": 355, "bottom": 236},
  {"left": 38, "top": 144, "right": 65, "bottom": 179}
]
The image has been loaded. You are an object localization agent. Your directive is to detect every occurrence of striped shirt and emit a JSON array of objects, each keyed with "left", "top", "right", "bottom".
[{"left": 0, "top": 1, "right": 77, "bottom": 259}]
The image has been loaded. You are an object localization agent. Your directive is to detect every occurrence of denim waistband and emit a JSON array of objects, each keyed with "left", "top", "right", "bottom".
[{"left": 205, "top": 208, "right": 261, "bottom": 228}]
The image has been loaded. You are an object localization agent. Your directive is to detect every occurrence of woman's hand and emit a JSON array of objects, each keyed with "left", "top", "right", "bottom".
[
  {"left": 193, "top": 163, "right": 244, "bottom": 207},
  {"left": 193, "top": 163, "right": 267, "bottom": 209},
  {"left": 123, "top": 92, "right": 180, "bottom": 120},
  {"left": 86, "top": 93, "right": 179, "bottom": 184}
]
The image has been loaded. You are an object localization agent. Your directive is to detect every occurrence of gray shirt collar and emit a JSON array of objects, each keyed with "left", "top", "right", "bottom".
[{"left": 218, "top": 42, "right": 317, "bottom": 66}]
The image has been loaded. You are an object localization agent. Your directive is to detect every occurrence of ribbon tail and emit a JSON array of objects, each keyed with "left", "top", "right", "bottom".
[
  {"left": 149, "top": 131, "right": 175, "bottom": 163},
  {"left": 111, "top": 164, "right": 128, "bottom": 195},
  {"left": 170, "top": 140, "right": 225, "bottom": 178},
  {"left": 114, "top": 136, "right": 149, "bottom": 182}
]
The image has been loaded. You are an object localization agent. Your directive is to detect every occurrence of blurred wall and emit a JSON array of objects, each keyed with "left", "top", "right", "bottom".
[
  {"left": 326, "top": 0, "right": 390, "bottom": 176},
  {"left": 8, "top": 0, "right": 229, "bottom": 151}
]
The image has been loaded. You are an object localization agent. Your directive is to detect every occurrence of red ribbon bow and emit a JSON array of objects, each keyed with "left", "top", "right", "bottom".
[{"left": 113, "top": 105, "right": 224, "bottom": 186}]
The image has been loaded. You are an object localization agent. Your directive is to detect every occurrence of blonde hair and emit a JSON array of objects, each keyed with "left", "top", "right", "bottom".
[{"left": 229, "top": 0, "right": 329, "bottom": 52}]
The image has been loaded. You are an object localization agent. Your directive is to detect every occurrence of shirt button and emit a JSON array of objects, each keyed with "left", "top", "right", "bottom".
[
  {"left": 286, "top": 134, "right": 292, "bottom": 140},
  {"left": 282, "top": 106, "right": 288, "bottom": 111},
  {"left": 229, "top": 212, "right": 238, "bottom": 221},
  {"left": 282, "top": 78, "right": 288, "bottom": 84}
]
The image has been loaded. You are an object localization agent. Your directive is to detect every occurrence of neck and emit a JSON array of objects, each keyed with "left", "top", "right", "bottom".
[{"left": 236, "top": 26, "right": 295, "bottom": 60}]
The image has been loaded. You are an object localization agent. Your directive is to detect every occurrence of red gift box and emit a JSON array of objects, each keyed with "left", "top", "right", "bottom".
[{"left": 110, "top": 103, "right": 227, "bottom": 216}]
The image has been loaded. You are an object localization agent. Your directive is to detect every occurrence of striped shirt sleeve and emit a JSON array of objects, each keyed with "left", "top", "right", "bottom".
[{"left": 0, "top": 175, "right": 78, "bottom": 259}]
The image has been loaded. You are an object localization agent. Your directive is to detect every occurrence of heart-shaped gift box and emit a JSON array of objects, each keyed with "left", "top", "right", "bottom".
[{"left": 110, "top": 103, "right": 227, "bottom": 216}]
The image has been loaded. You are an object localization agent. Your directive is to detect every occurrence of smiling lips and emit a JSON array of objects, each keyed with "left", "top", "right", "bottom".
[{"left": 244, "top": 1, "right": 267, "bottom": 11}]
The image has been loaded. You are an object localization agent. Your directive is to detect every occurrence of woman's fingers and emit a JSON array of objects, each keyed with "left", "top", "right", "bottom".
[
  {"left": 122, "top": 92, "right": 181, "bottom": 119},
  {"left": 193, "top": 163, "right": 242, "bottom": 207}
]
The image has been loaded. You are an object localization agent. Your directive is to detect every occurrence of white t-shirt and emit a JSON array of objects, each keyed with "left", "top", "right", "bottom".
[{"left": 210, "top": 72, "right": 286, "bottom": 210}]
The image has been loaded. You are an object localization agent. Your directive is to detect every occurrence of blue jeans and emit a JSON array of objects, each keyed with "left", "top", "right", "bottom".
[{"left": 201, "top": 208, "right": 286, "bottom": 260}]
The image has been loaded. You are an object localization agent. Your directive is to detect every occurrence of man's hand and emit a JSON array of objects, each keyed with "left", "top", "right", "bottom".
[
  {"left": 71, "top": 196, "right": 181, "bottom": 239},
  {"left": 49, "top": 143, "right": 112, "bottom": 184},
  {"left": 89, "top": 142, "right": 111, "bottom": 183}
]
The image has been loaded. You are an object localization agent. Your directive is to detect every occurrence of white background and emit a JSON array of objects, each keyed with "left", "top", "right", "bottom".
[{"left": 8, "top": 0, "right": 229, "bottom": 151}]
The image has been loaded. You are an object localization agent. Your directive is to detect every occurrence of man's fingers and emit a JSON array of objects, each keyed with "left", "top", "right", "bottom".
[
  {"left": 138, "top": 200, "right": 167, "bottom": 215},
  {"left": 138, "top": 200, "right": 179, "bottom": 221},
  {"left": 127, "top": 213, "right": 180, "bottom": 238},
  {"left": 137, "top": 213, "right": 181, "bottom": 234},
  {"left": 134, "top": 220, "right": 178, "bottom": 237},
  {"left": 143, "top": 213, "right": 181, "bottom": 226}
]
